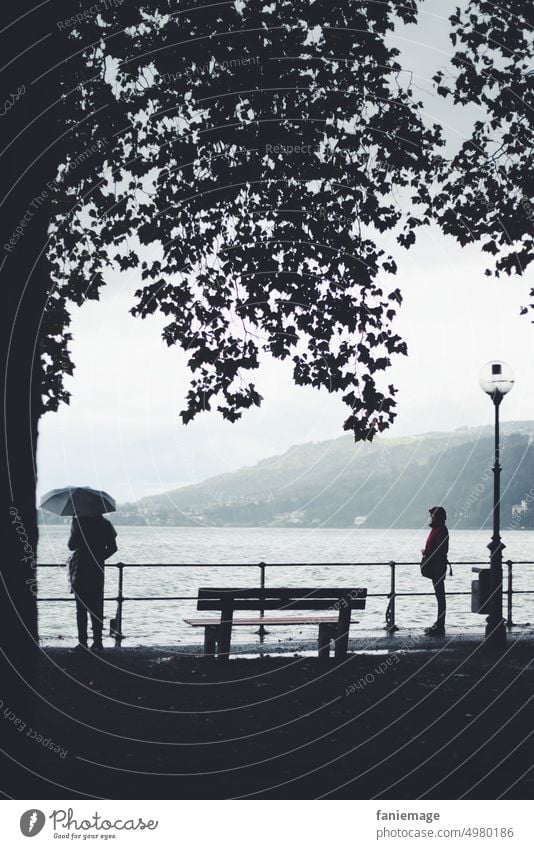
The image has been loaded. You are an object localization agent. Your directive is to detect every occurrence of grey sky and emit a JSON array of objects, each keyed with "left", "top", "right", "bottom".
[{"left": 37, "top": 1, "right": 534, "bottom": 501}]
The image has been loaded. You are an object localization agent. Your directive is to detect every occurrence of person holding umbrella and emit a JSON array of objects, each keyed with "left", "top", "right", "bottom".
[{"left": 40, "top": 487, "right": 118, "bottom": 652}]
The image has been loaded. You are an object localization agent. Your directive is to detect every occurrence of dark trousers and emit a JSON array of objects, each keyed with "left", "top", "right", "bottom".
[
  {"left": 432, "top": 573, "right": 446, "bottom": 627},
  {"left": 75, "top": 582, "right": 104, "bottom": 646}
]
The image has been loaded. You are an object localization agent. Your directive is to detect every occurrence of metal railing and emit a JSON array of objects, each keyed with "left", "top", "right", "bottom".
[{"left": 36, "top": 559, "right": 534, "bottom": 647}]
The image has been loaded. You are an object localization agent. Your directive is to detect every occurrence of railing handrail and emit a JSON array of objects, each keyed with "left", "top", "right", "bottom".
[{"left": 36, "top": 559, "right": 534, "bottom": 568}]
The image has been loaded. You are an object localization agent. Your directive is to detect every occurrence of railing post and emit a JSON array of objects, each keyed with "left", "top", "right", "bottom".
[
  {"left": 506, "top": 559, "right": 513, "bottom": 629},
  {"left": 111, "top": 562, "right": 124, "bottom": 647},
  {"left": 386, "top": 560, "right": 398, "bottom": 634},
  {"left": 258, "top": 561, "right": 266, "bottom": 642}
]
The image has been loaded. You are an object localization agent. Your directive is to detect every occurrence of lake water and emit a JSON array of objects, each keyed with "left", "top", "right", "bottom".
[{"left": 37, "top": 526, "right": 534, "bottom": 648}]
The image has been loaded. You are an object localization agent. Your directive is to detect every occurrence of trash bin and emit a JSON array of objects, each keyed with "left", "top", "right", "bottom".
[{"left": 471, "top": 567, "right": 492, "bottom": 614}]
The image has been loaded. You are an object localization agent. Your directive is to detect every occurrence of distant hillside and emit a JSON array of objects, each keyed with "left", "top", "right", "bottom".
[{"left": 113, "top": 421, "right": 534, "bottom": 530}]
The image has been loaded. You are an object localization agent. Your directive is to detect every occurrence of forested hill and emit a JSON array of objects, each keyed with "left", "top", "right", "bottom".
[{"left": 115, "top": 422, "right": 534, "bottom": 530}]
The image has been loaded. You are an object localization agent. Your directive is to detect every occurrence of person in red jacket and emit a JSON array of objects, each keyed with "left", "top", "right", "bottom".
[{"left": 421, "top": 506, "right": 449, "bottom": 635}]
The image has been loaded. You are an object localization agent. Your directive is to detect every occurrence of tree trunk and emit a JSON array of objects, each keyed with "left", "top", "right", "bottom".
[{"left": 0, "top": 0, "right": 76, "bottom": 796}]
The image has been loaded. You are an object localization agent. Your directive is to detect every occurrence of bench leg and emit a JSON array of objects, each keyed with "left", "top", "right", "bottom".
[
  {"left": 218, "top": 626, "right": 232, "bottom": 659},
  {"left": 218, "top": 606, "right": 233, "bottom": 660},
  {"left": 334, "top": 608, "right": 351, "bottom": 659},
  {"left": 204, "top": 626, "right": 217, "bottom": 657},
  {"left": 318, "top": 623, "right": 332, "bottom": 658}
]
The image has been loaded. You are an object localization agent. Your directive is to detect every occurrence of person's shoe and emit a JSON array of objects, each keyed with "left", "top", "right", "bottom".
[
  {"left": 424, "top": 623, "right": 445, "bottom": 636},
  {"left": 70, "top": 643, "right": 88, "bottom": 653},
  {"left": 90, "top": 642, "right": 104, "bottom": 653}
]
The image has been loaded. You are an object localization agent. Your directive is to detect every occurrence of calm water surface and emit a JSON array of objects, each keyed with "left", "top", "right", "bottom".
[{"left": 37, "top": 526, "right": 534, "bottom": 648}]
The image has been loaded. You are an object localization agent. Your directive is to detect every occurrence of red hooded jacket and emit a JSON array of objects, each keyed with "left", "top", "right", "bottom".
[{"left": 423, "top": 523, "right": 449, "bottom": 576}]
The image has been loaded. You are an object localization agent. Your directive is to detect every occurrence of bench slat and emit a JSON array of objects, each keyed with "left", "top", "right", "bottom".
[
  {"left": 198, "top": 587, "right": 367, "bottom": 599},
  {"left": 185, "top": 615, "right": 358, "bottom": 627},
  {"left": 197, "top": 587, "right": 367, "bottom": 611},
  {"left": 198, "top": 598, "right": 366, "bottom": 611}
]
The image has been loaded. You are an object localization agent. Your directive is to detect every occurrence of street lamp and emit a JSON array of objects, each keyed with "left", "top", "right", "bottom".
[{"left": 479, "top": 360, "right": 515, "bottom": 648}]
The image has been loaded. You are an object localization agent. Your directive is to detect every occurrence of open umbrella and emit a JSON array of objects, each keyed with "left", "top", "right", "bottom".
[{"left": 40, "top": 486, "right": 116, "bottom": 517}]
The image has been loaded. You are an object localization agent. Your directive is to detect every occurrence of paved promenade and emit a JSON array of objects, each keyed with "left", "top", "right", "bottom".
[{"left": 8, "top": 633, "right": 531, "bottom": 799}]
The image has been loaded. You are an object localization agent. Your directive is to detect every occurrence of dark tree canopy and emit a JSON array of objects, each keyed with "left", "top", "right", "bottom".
[
  {"left": 433, "top": 0, "right": 533, "bottom": 284},
  {"left": 45, "top": 0, "right": 443, "bottom": 440},
  {"left": 43, "top": 0, "right": 532, "bottom": 439}
]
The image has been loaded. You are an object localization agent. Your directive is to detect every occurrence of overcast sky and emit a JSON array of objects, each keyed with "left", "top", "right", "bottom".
[{"left": 37, "top": 1, "right": 534, "bottom": 501}]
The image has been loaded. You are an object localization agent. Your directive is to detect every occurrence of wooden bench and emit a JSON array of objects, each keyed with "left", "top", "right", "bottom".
[{"left": 184, "top": 587, "right": 367, "bottom": 659}]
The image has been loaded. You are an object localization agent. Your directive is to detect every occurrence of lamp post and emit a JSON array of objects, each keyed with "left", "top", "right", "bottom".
[{"left": 479, "top": 361, "right": 515, "bottom": 649}]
